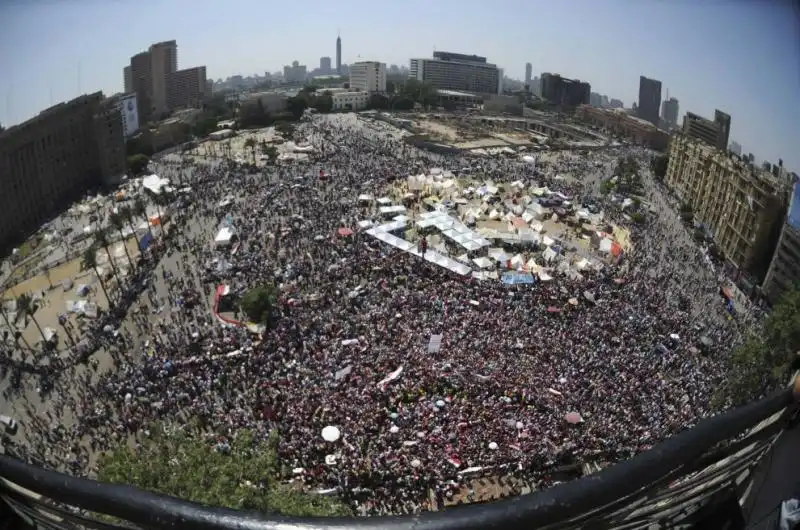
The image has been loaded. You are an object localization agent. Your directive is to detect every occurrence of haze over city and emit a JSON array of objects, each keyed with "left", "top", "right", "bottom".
[{"left": 1, "top": 0, "right": 798, "bottom": 168}]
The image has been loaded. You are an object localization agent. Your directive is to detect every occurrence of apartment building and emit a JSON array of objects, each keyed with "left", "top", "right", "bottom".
[
  {"left": 637, "top": 76, "right": 662, "bottom": 126},
  {"left": 540, "top": 73, "right": 590, "bottom": 108},
  {"left": 409, "top": 51, "right": 501, "bottom": 95},
  {"left": 112, "top": 93, "right": 140, "bottom": 139},
  {"left": 349, "top": 61, "right": 386, "bottom": 93},
  {"left": 149, "top": 40, "right": 178, "bottom": 117},
  {"left": 130, "top": 51, "right": 153, "bottom": 123},
  {"left": 124, "top": 66, "right": 133, "bottom": 94},
  {"left": 762, "top": 182, "right": 800, "bottom": 303},
  {"left": 682, "top": 109, "right": 731, "bottom": 151},
  {"left": 283, "top": 61, "right": 307, "bottom": 84},
  {"left": 0, "top": 93, "right": 126, "bottom": 251},
  {"left": 665, "top": 134, "right": 786, "bottom": 275},
  {"left": 167, "top": 66, "right": 208, "bottom": 110},
  {"left": 576, "top": 105, "right": 669, "bottom": 150}
]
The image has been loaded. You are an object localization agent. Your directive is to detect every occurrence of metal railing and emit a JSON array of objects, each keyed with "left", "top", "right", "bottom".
[{"left": 0, "top": 387, "right": 795, "bottom": 530}]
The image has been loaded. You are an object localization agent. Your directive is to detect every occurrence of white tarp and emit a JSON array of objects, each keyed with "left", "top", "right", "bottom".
[
  {"left": 141, "top": 174, "right": 170, "bottom": 195},
  {"left": 214, "top": 226, "right": 236, "bottom": 246}
]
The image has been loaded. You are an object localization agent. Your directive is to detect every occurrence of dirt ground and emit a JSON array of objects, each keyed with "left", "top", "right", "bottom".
[{"left": 2, "top": 236, "right": 141, "bottom": 355}]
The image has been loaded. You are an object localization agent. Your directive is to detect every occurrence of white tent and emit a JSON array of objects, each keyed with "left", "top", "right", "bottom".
[{"left": 214, "top": 226, "right": 236, "bottom": 247}]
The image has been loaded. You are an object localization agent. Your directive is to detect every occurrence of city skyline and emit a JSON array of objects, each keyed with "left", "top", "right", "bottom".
[{"left": 1, "top": 0, "right": 798, "bottom": 168}]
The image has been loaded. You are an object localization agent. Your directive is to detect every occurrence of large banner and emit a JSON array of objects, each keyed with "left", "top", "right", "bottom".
[{"left": 119, "top": 94, "right": 140, "bottom": 139}]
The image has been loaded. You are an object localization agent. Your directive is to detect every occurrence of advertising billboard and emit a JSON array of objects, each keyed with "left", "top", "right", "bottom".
[
  {"left": 118, "top": 94, "right": 140, "bottom": 139},
  {"left": 789, "top": 182, "right": 800, "bottom": 230}
]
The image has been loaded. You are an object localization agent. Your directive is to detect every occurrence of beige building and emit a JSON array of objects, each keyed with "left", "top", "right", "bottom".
[
  {"left": 665, "top": 134, "right": 786, "bottom": 274},
  {"left": 130, "top": 51, "right": 153, "bottom": 123},
  {"left": 124, "top": 66, "right": 132, "bottom": 94},
  {"left": 762, "top": 183, "right": 800, "bottom": 303},
  {"left": 349, "top": 61, "right": 386, "bottom": 93},
  {"left": 149, "top": 40, "right": 178, "bottom": 117},
  {"left": 0, "top": 93, "right": 126, "bottom": 251},
  {"left": 167, "top": 66, "right": 208, "bottom": 110}
]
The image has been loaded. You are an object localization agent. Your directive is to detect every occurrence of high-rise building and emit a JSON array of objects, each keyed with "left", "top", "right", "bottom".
[
  {"left": 336, "top": 35, "right": 342, "bottom": 75},
  {"left": 729, "top": 141, "right": 742, "bottom": 156},
  {"left": 540, "top": 73, "right": 590, "bottom": 107},
  {"left": 283, "top": 61, "right": 307, "bottom": 83},
  {"left": 661, "top": 97, "right": 679, "bottom": 126},
  {"left": 167, "top": 66, "right": 209, "bottom": 110},
  {"left": 149, "top": 40, "right": 178, "bottom": 117},
  {"left": 590, "top": 92, "right": 602, "bottom": 107},
  {"left": 349, "top": 61, "right": 387, "bottom": 93},
  {"left": 714, "top": 109, "right": 731, "bottom": 152},
  {"left": 320, "top": 56, "right": 332, "bottom": 73},
  {"left": 409, "top": 51, "right": 502, "bottom": 95},
  {"left": 524, "top": 62, "right": 532, "bottom": 88},
  {"left": 123, "top": 66, "right": 133, "bottom": 94},
  {"left": 682, "top": 109, "right": 731, "bottom": 151},
  {"left": 637, "top": 76, "right": 662, "bottom": 126},
  {"left": 130, "top": 51, "right": 153, "bottom": 123},
  {"left": 609, "top": 98, "right": 624, "bottom": 109},
  {"left": 0, "top": 93, "right": 126, "bottom": 251},
  {"left": 763, "top": 182, "right": 800, "bottom": 303},
  {"left": 664, "top": 134, "right": 786, "bottom": 275}
]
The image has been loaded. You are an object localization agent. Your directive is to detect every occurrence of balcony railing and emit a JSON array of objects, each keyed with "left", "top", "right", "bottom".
[{"left": 0, "top": 386, "right": 796, "bottom": 530}]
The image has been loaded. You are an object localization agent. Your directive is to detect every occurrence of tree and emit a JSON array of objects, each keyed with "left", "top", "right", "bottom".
[
  {"left": 81, "top": 246, "right": 112, "bottom": 307},
  {"left": 15, "top": 293, "right": 47, "bottom": 347},
  {"left": 120, "top": 206, "right": 142, "bottom": 256},
  {"left": 367, "top": 94, "right": 389, "bottom": 110},
  {"left": 132, "top": 197, "right": 155, "bottom": 243},
  {"left": 287, "top": 96, "right": 309, "bottom": 120},
  {"left": 650, "top": 154, "right": 669, "bottom": 180},
  {"left": 274, "top": 121, "right": 295, "bottom": 138},
  {"left": 310, "top": 93, "right": 333, "bottom": 113},
  {"left": 95, "top": 229, "right": 120, "bottom": 287},
  {"left": 109, "top": 212, "right": 135, "bottom": 271},
  {"left": 244, "top": 137, "right": 257, "bottom": 165},
  {"left": 127, "top": 154, "right": 150, "bottom": 176},
  {"left": 240, "top": 285, "right": 278, "bottom": 326},
  {"left": 193, "top": 116, "right": 220, "bottom": 138},
  {"left": 98, "top": 426, "right": 350, "bottom": 517},
  {"left": 714, "top": 287, "right": 800, "bottom": 409},
  {"left": 0, "top": 296, "right": 31, "bottom": 355}
]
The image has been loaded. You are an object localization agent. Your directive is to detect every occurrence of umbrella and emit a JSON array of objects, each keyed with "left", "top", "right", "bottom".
[
  {"left": 321, "top": 425, "right": 341, "bottom": 442},
  {"left": 337, "top": 227, "right": 354, "bottom": 237},
  {"left": 411, "top": 459, "right": 422, "bottom": 468},
  {"left": 436, "top": 400, "right": 446, "bottom": 408},
  {"left": 325, "top": 454, "right": 337, "bottom": 465},
  {"left": 389, "top": 425, "right": 399, "bottom": 434},
  {"left": 488, "top": 442, "right": 499, "bottom": 450},
  {"left": 516, "top": 421, "right": 524, "bottom": 430},
  {"left": 547, "top": 306, "right": 562, "bottom": 313},
  {"left": 565, "top": 412, "right": 584, "bottom": 424}
]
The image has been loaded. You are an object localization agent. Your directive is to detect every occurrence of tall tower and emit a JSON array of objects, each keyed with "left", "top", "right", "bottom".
[
  {"left": 336, "top": 32, "right": 342, "bottom": 75},
  {"left": 525, "top": 63, "right": 532, "bottom": 89}
]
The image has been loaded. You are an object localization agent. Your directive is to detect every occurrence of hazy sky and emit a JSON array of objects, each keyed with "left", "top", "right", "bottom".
[{"left": 1, "top": 0, "right": 799, "bottom": 168}]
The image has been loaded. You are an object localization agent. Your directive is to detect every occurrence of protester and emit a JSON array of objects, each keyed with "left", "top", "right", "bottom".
[{"left": 2, "top": 114, "right": 754, "bottom": 516}]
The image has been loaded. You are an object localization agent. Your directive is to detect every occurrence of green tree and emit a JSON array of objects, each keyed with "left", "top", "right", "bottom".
[
  {"left": 94, "top": 229, "right": 120, "bottom": 286},
  {"left": 109, "top": 212, "right": 135, "bottom": 271},
  {"left": 651, "top": 154, "right": 669, "bottom": 180},
  {"left": 274, "top": 121, "right": 295, "bottom": 138},
  {"left": 240, "top": 285, "right": 278, "bottom": 326},
  {"left": 193, "top": 116, "right": 220, "bottom": 138},
  {"left": 81, "top": 246, "right": 113, "bottom": 307},
  {"left": 119, "top": 205, "right": 142, "bottom": 255},
  {"left": 126, "top": 137, "right": 154, "bottom": 158},
  {"left": 127, "top": 154, "right": 150, "bottom": 176},
  {"left": 311, "top": 93, "right": 333, "bottom": 113},
  {"left": 244, "top": 137, "right": 257, "bottom": 164},
  {"left": 367, "top": 94, "right": 389, "bottom": 110},
  {"left": 287, "top": 96, "right": 309, "bottom": 119},
  {"left": 98, "top": 426, "right": 350, "bottom": 516},
  {"left": 714, "top": 287, "right": 800, "bottom": 408},
  {"left": 132, "top": 197, "right": 155, "bottom": 243},
  {"left": 15, "top": 293, "right": 47, "bottom": 347}
]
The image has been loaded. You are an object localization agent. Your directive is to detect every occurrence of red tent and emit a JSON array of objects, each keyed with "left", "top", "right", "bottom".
[{"left": 337, "top": 227, "right": 354, "bottom": 237}]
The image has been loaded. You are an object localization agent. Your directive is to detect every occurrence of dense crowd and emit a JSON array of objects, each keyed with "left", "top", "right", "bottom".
[{"left": 3, "top": 114, "right": 754, "bottom": 515}]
